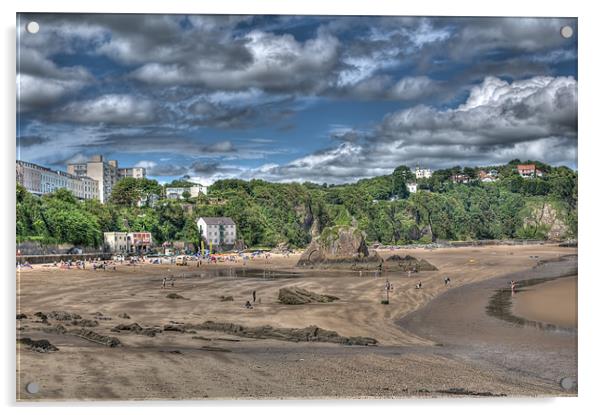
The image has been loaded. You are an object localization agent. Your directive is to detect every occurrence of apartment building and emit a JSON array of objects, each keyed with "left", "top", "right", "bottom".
[
  {"left": 67, "top": 155, "right": 145, "bottom": 203},
  {"left": 118, "top": 167, "right": 147, "bottom": 179}
]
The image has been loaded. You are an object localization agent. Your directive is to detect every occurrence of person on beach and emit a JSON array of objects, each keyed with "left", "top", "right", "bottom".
[
  {"left": 415, "top": 281, "right": 422, "bottom": 289},
  {"left": 161, "top": 277, "right": 167, "bottom": 289},
  {"left": 444, "top": 277, "right": 451, "bottom": 286},
  {"left": 245, "top": 300, "right": 253, "bottom": 309},
  {"left": 252, "top": 290, "right": 256, "bottom": 303},
  {"left": 510, "top": 280, "right": 516, "bottom": 293}
]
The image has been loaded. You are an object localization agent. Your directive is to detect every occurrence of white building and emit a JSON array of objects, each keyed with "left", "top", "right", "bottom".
[
  {"left": 67, "top": 155, "right": 146, "bottom": 203},
  {"left": 415, "top": 166, "right": 432, "bottom": 179},
  {"left": 118, "top": 167, "right": 147, "bottom": 179},
  {"left": 104, "top": 232, "right": 129, "bottom": 253},
  {"left": 406, "top": 182, "right": 418, "bottom": 193},
  {"left": 196, "top": 217, "right": 236, "bottom": 247},
  {"left": 16, "top": 160, "right": 99, "bottom": 200},
  {"left": 166, "top": 184, "right": 207, "bottom": 199}
]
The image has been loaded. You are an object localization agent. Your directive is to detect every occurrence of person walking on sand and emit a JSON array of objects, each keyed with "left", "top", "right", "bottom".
[
  {"left": 161, "top": 277, "right": 167, "bottom": 289},
  {"left": 252, "top": 290, "right": 256, "bottom": 303}
]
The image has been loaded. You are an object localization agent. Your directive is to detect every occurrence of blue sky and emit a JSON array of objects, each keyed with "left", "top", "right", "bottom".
[{"left": 17, "top": 14, "right": 577, "bottom": 184}]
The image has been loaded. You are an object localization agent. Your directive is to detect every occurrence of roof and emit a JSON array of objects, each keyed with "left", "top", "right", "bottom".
[
  {"left": 198, "top": 217, "right": 235, "bottom": 226},
  {"left": 517, "top": 164, "right": 536, "bottom": 170}
]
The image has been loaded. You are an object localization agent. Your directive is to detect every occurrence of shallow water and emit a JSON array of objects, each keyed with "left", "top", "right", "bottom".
[{"left": 513, "top": 276, "right": 577, "bottom": 329}]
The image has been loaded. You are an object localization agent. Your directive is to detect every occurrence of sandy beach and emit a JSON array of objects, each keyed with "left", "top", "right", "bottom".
[{"left": 16, "top": 244, "right": 577, "bottom": 400}]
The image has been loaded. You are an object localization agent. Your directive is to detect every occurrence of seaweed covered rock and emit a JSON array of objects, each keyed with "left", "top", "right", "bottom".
[
  {"left": 112, "top": 322, "right": 162, "bottom": 337},
  {"left": 278, "top": 287, "right": 339, "bottom": 305},
  {"left": 18, "top": 337, "right": 59, "bottom": 353},
  {"left": 297, "top": 226, "right": 383, "bottom": 270},
  {"left": 72, "top": 329, "right": 122, "bottom": 347},
  {"left": 385, "top": 254, "right": 438, "bottom": 272},
  {"left": 196, "top": 321, "right": 377, "bottom": 346}
]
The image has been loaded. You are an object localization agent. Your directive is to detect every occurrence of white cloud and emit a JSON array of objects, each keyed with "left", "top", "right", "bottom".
[
  {"left": 391, "top": 76, "right": 438, "bottom": 100},
  {"left": 248, "top": 75, "right": 577, "bottom": 184},
  {"left": 55, "top": 94, "right": 156, "bottom": 125}
]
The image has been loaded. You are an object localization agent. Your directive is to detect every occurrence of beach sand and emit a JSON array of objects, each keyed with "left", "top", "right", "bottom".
[
  {"left": 513, "top": 276, "right": 577, "bottom": 329},
  {"left": 16, "top": 244, "right": 577, "bottom": 400}
]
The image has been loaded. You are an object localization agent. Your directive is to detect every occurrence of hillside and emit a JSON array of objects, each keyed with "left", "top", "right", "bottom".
[{"left": 16, "top": 161, "right": 577, "bottom": 248}]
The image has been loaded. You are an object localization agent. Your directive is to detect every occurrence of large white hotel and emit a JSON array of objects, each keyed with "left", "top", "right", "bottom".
[{"left": 16, "top": 155, "right": 146, "bottom": 203}]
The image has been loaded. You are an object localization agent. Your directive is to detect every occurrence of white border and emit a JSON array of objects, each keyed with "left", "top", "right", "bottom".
[{"left": 2, "top": 0, "right": 600, "bottom": 414}]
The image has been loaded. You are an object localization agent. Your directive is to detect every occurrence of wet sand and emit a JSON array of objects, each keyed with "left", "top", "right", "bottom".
[
  {"left": 398, "top": 255, "right": 577, "bottom": 394},
  {"left": 16, "top": 244, "right": 577, "bottom": 400},
  {"left": 513, "top": 276, "right": 577, "bottom": 329}
]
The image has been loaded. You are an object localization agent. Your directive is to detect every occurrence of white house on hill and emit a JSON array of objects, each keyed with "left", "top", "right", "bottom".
[{"left": 415, "top": 166, "right": 432, "bottom": 179}]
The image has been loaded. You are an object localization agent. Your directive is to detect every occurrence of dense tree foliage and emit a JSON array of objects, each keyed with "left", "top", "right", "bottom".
[{"left": 16, "top": 161, "right": 578, "bottom": 248}]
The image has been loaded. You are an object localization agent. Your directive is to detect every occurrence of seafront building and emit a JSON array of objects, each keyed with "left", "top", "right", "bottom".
[
  {"left": 16, "top": 160, "right": 99, "bottom": 200},
  {"left": 104, "top": 232, "right": 129, "bottom": 253},
  {"left": 103, "top": 231, "right": 153, "bottom": 254},
  {"left": 196, "top": 217, "right": 237, "bottom": 248},
  {"left": 67, "top": 155, "right": 146, "bottom": 203}
]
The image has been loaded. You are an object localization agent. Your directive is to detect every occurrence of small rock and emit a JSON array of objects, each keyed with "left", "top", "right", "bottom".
[{"left": 18, "top": 338, "right": 59, "bottom": 353}]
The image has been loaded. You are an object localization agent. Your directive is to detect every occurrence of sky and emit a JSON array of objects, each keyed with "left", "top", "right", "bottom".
[{"left": 16, "top": 14, "right": 578, "bottom": 185}]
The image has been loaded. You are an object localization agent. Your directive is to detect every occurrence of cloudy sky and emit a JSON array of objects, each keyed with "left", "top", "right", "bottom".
[{"left": 16, "top": 14, "right": 577, "bottom": 185}]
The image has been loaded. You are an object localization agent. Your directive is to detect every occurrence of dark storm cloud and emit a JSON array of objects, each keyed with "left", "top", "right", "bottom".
[
  {"left": 17, "top": 135, "right": 50, "bottom": 148},
  {"left": 87, "top": 133, "right": 237, "bottom": 156},
  {"left": 190, "top": 161, "right": 221, "bottom": 174},
  {"left": 135, "top": 159, "right": 231, "bottom": 178}
]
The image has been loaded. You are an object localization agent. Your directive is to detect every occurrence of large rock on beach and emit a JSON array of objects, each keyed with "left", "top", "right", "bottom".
[
  {"left": 297, "top": 226, "right": 383, "bottom": 270},
  {"left": 385, "top": 254, "right": 438, "bottom": 272}
]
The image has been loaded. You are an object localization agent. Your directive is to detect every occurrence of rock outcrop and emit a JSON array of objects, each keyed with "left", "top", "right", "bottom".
[
  {"left": 297, "top": 226, "right": 383, "bottom": 270},
  {"left": 385, "top": 255, "right": 438, "bottom": 272},
  {"left": 195, "top": 321, "right": 377, "bottom": 346},
  {"left": 278, "top": 287, "right": 339, "bottom": 305}
]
